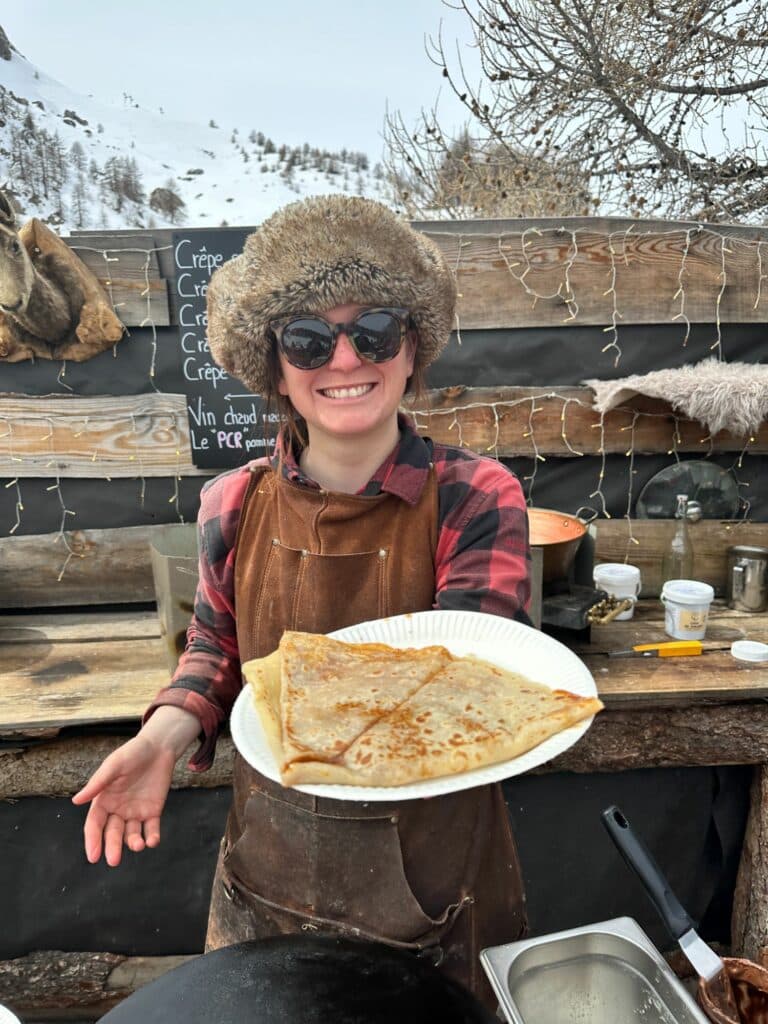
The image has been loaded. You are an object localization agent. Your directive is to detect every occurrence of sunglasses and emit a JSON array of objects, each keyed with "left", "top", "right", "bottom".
[{"left": 270, "top": 307, "right": 411, "bottom": 370}]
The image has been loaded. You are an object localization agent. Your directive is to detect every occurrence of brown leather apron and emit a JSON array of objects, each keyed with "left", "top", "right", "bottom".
[{"left": 205, "top": 465, "right": 526, "bottom": 1008}]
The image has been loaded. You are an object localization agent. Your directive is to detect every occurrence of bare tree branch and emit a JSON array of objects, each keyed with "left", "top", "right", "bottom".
[{"left": 384, "top": 0, "right": 768, "bottom": 222}]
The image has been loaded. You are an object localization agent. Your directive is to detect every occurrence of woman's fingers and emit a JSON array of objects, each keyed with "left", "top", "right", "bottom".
[
  {"left": 83, "top": 807, "right": 162, "bottom": 864},
  {"left": 83, "top": 802, "right": 107, "bottom": 864},
  {"left": 124, "top": 818, "right": 145, "bottom": 853},
  {"left": 143, "top": 816, "right": 162, "bottom": 849},
  {"left": 104, "top": 813, "right": 126, "bottom": 867}
]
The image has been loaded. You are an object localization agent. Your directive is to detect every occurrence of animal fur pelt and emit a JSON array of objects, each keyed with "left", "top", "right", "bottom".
[
  {"left": 584, "top": 359, "right": 768, "bottom": 437},
  {"left": 0, "top": 217, "right": 124, "bottom": 363},
  {"left": 207, "top": 194, "right": 456, "bottom": 396}
]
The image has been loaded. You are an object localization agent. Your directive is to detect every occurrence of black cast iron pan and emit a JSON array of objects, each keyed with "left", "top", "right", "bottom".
[{"left": 97, "top": 934, "right": 497, "bottom": 1023}]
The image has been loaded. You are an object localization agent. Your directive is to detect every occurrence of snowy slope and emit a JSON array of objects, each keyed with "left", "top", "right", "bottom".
[{"left": 0, "top": 34, "right": 389, "bottom": 233}]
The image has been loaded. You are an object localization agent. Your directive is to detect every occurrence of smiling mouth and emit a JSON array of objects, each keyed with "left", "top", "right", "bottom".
[{"left": 319, "top": 384, "right": 375, "bottom": 399}]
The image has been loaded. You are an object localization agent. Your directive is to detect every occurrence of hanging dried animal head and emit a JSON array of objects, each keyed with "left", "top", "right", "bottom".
[
  {"left": 0, "top": 190, "right": 36, "bottom": 315},
  {"left": 0, "top": 188, "right": 125, "bottom": 363}
]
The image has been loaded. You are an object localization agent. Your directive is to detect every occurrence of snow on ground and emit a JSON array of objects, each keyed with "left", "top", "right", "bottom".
[{"left": 0, "top": 45, "right": 389, "bottom": 233}]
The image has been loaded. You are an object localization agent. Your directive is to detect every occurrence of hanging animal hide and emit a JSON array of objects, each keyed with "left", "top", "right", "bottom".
[
  {"left": 0, "top": 215, "right": 125, "bottom": 363},
  {"left": 584, "top": 358, "right": 768, "bottom": 438}
]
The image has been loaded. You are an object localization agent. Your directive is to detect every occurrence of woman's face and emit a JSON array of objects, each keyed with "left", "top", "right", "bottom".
[{"left": 276, "top": 303, "right": 415, "bottom": 444}]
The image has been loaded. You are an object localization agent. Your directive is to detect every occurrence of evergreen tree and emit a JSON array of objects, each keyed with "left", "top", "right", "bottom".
[
  {"left": 70, "top": 140, "right": 87, "bottom": 174},
  {"left": 71, "top": 174, "right": 89, "bottom": 229}
]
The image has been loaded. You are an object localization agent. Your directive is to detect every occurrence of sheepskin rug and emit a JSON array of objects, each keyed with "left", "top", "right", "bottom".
[{"left": 584, "top": 358, "right": 768, "bottom": 437}]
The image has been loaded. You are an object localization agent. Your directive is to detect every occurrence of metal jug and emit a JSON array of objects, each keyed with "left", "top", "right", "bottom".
[{"left": 726, "top": 545, "right": 768, "bottom": 613}]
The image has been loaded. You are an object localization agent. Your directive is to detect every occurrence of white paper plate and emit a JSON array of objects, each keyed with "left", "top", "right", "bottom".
[{"left": 230, "top": 609, "right": 599, "bottom": 802}]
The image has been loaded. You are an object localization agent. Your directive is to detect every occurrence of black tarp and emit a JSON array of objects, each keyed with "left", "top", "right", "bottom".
[{"left": 0, "top": 763, "right": 750, "bottom": 958}]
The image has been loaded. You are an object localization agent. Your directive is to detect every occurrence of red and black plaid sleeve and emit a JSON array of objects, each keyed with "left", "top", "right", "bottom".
[
  {"left": 144, "top": 463, "right": 256, "bottom": 770},
  {"left": 431, "top": 443, "right": 532, "bottom": 622}
]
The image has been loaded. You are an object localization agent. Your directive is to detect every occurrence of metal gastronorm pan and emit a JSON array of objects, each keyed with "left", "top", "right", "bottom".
[{"left": 481, "top": 916, "right": 709, "bottom": 1024}]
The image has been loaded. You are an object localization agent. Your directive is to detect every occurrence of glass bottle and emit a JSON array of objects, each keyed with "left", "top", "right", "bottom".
[{"left": 662, "top": 493, "right": 694, "bottom": 581}]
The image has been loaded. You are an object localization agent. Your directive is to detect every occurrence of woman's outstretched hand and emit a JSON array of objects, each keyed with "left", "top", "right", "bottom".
[{"left": 72, "top": 705, "right": 201, "bottom": 867}]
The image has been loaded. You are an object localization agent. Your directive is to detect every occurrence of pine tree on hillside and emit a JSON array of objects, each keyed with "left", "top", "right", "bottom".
[
  {"left": 101, "top": 156, "right": 125, "bottom": 212},
  {"left": 122, "top": 156, "right": 145, "bottom": 204},
  {"left": 71, "top": 174, "right": 89, "bottom": 229},
  {"left": 70, "top": 141, "right": 86, "bottom": 174}
]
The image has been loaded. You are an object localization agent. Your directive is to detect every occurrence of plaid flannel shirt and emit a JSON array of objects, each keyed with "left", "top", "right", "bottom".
[{"left": 146, "top": 416, "right": 531, "bottom": 769}]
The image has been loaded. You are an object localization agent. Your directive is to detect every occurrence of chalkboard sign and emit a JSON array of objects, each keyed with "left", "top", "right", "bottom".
[{"left": 172, "top": 230, "right": 279, "bottom": 469}]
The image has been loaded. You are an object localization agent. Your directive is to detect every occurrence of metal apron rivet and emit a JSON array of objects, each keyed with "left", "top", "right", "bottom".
[{"left": 222, "top": 882, "right": 236, "bottom": 902}]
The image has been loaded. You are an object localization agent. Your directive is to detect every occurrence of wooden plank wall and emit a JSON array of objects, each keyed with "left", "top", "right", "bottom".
[
  {"left": 2, "top": 517, "right": 767, "bottom": 609},
  {"left": 419, "top": 217, "right": 768, "bottom": 330},
  {"left": 0, "top": 215, "right": 766, "bottom": 607}
]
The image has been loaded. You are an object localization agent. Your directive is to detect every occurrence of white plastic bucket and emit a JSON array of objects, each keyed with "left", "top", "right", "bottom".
[
  {"left": 661, "top": 580, "right": 715, "bottom": 640},
  {"left": 593, "top": 563, "right": 642, "bottom": 620}
]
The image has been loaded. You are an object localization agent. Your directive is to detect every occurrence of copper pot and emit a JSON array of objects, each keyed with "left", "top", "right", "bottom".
[{"left": 527, "top": 507, "right": 587, "bottom": 583}]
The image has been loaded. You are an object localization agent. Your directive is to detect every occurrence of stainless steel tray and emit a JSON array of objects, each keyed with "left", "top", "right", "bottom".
[{"left": 481, "top": 916, "right": 709, "bottom": 1024}]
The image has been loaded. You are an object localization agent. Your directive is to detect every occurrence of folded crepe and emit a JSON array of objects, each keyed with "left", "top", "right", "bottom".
[{"left": 243, "top": 630, "right": 603, "bottom": 788}]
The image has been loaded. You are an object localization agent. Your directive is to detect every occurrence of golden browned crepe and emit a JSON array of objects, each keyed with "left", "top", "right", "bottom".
[
  {"left": 243, "top": 632, "right": 603, "bottom": 788},
  {"left": 278, "top": 630, "right": 451, "bottom": 765}
]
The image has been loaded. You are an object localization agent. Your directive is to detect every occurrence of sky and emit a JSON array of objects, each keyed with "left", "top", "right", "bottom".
[{"left": 2, "top": 1, "right": 481, "bottom": 162}]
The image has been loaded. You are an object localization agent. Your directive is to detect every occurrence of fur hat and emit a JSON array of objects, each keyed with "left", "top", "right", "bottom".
[{"left": 207, "top": 195, "right": 457, "bottom": 395}]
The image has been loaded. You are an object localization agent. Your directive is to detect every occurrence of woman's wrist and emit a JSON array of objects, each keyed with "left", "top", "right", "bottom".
[{"left": 141, "top": 704, "right": 202, "bottom": 760}]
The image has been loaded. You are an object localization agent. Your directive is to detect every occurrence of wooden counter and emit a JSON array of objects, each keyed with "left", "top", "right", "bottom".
[
  {"left": 2, "top": 600, "right": 766, "bottom": 733},
  {"left": 1, "top": 598, "right": 767, "bottom": 1011}
]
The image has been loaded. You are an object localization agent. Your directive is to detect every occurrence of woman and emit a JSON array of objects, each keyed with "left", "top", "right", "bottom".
[{"left": 73, "top": 195, "right": 531, "bottom": 1009}]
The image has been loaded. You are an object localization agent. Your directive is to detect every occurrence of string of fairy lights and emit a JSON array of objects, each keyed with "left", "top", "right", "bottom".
[
  {"left": 0, "top": 223, "right": 766, "bottom": 580},
  {"left": 434, "top": 221, "right": 768, "bottom": 366},
  {"left": 409, "top": 390, "right": 760, "bottom": 557}
]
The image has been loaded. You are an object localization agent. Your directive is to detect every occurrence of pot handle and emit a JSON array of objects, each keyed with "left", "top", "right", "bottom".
[
  {"left": 575, "top": 506, "right": 599, "bottom": 525},
  {"left": 601, "top": 805, "right": 694, "bottom": 941}
]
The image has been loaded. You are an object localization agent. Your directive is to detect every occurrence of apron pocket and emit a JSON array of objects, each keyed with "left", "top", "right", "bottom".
[
  {"left": 223, "top": 785, "right": 467, "bottom": 944},
  {"left": 217, "top": 867, "right": 470, "bottom": 954}
]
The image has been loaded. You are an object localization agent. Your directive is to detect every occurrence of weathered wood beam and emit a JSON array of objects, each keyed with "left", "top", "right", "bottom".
[
  {"left": 66, "top": 233, "right": 170, "bottom": 327},
  {"left": 0, "top": 735, "right": 235, "bottom": 799},
  {"left": 0, "top": 635, "right": 171, "bottom": 731},
  {"left": 0, "top": 951, "right": 194, "bottom": 1016},
  {"left": 4, "top": 704, "right": 768, "bottom": 800},
  {"left": 1, "top": 384, "right": 761, "bottom": 481},
  {"left": 424, "top": 225, "right": 768, "bottom": 330},
  {"left": 732, "top": 765, "right": 768, "bottom": 961},
  {"left": 2, "top": 518, "right": 764, "bottom": 612},
  {"left": 0, "top": 610, "right": 162, "bottom": 643},
  {"left": 0, "top": 393, "right": 211, "bottom": 477},
  {"left": 542, "top": 704, "right": 768, "bottom": 774},
  {"left": 595, "top": 520, "right": 768, "bottom": 597},
  {"left": 0, "top": 529, "right": 160, "bottom": 608},
  {"left": 408, "top": 387, "right": 768, "bottom": 457}
]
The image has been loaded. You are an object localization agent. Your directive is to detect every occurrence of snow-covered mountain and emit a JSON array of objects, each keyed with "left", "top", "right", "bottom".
[{"left": 0, "top": 25, "right": 390, "bottom": 234}]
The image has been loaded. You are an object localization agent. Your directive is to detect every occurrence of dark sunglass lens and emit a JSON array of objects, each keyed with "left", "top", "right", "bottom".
[
  {"left": 280, "top": 318, "right": 333, "bottom": 368},
  {"left": 352, "top": 311, "right": 403, "bottom": 362}
]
